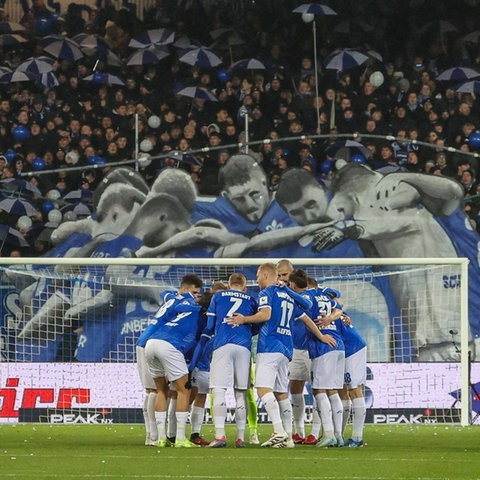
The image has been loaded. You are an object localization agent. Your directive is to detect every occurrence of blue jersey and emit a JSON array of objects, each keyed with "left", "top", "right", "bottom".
[
  {"left": 207, "top": 289, "right": 258, "bottom": 351},
  {"left": 256, "top": 285, "right": 306, "bottom": 361},
  {"left": 193, "top": 196, "right": 296, "bottom": 236},
  {"left": 147, "top": 301, "right": 205, "bottom": 354},
  {"left": 292, "top": 289, "right": 316, "bottom": 350},
  {"left": 196, "top": 337, "right": 214, "bottom": 372},
  {"left": 338, "top": 315, "right": 367, "bottom": 357},
  {"left": 308, "top": 288, "right": 344, "bottom": 359},
  {"left": 136, "top": 292, "right": 196, "bottom": 348}
]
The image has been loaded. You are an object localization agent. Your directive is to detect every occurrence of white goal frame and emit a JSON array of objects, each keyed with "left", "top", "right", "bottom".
[{"left": 0, "top": 256, "right": 471, "bottom": 426}]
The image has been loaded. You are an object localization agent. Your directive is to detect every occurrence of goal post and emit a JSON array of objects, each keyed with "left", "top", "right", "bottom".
[{"left": 0, "top": 256, "right": 472, "bottom": 426}]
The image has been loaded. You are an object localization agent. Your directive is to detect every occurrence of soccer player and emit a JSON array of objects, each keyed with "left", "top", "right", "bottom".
[
  {"left": 308, "top": 286, "right": 345, "bottom": 448},
  {"left": 202, "top": 273, "right": 258, "bottom": 448},
  {"left": 189, "top": 282, "right": 228, "bottom": 446},
  {"left": 227, "top": 262, "right": 336, "bottom": 448},
  {"left": 136, "top": 274, "right": 203, "bottom": 447},
  {"left": 324, "top": 287, "right": 367, "bottom": 448},
  {"left": 287, "top": 269, "right": 323, "bottom": 445},
  {"left": 144, "top": 284, "right": 207, "bottom": 448}
]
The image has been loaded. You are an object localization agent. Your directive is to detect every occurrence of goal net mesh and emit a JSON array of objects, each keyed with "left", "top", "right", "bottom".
[{"left": 0, "top": 258, "right": 472, "bottom": 425}]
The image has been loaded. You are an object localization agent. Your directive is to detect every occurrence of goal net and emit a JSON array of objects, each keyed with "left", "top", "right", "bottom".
[{"left": 0, "top": 257, "right": 473, "bottom": 426}]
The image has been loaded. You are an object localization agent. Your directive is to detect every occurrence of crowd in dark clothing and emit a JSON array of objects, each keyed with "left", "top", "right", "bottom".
[{"left": 1, "top": 0, "right": 480, "bottom": 256}]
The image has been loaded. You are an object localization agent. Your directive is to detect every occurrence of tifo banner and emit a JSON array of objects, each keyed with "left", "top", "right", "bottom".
[{"left": 1, "top": 363, "right": 478, "bottom": 423}]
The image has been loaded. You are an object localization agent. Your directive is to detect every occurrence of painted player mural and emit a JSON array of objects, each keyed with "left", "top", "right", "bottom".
[{"left": 2, "top": 155, "right": 479, "bottom": 363}]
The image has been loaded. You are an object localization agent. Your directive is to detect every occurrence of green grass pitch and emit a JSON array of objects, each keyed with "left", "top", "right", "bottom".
[{"left": 0, "top": 423, "right": 479, "bottom": 479}]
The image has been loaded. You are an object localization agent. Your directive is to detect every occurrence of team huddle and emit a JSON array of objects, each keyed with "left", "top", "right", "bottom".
[{"left": 135, "top": 260, "right": 367, "bottom": 449}]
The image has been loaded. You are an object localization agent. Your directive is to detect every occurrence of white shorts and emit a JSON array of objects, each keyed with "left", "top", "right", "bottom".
[
  {"left": 289, "top": 349, "right": 312, "bottom": 382},
  {"left": 192, "top": 368, "right": 210, "bottom": 394},
  {"left": 345, "top": 347, "right": 367, "bottom": 389},
  {"left": 136, "top": 345, "right": 156, "bottom": 390},
  {"left": 255, "top": 352, "right": 289, "bottom": 394},
  {"left": 209, "top": 343, "right": 251, "bottom": 390},
  {"left": 311, "top": 350, "right": 345, "bottom": 390},
  {"left": 144, "top": 339, "right": 188, "bottom": 382}
]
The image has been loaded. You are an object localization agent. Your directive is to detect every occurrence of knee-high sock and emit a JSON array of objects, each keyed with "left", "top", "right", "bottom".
[
  {"left": 175, "top": 411, "right": 189, "bottom": 441},
  {"left": 246, "top": 386, "right": 258, "bottom": 433},
  {"left": 278, "top": 398, "right": 293, "bottom": 437},
  {"left": 234, "top": 390, "right": 247, "bottom": 441},
  {"left": 342, "top": 398, "right": 351, "bottom": 435},
  {"left": 167, "top": 397, "right": 177, "bottom": 438},
  {"left": 190, "top": 405, "right": 205, "bottom": 435},
  {"left": 329, "top": 393, "right": 343, "bottom": 438},
  {"left": 291, "top": 393, "right": 305, "bottom": 438},
  {"left": 147, "top": 392, "right": 158, "bottom": 440},
  {"left": 352, "top": 397, "right": 366, "bottom": 441},
  {"left": 315, "top": 392, "right": 333, "bottom": 437},
  {"left": 212, "top": 388, "right": 227, "bottom": 438},
  {"left": 310, "top": 398, "right": 322, "bottom": 438},
  {"left": 154, "top": 410, "right": 167, "bottom": 440},
  {"left": 261, "top": 391, "right": 285, "bottom": 434}
]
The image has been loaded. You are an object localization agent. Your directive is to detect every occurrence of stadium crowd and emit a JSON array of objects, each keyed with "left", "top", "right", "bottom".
[{"left": 0, "top": 0, "right": 480, "bottom": 256}]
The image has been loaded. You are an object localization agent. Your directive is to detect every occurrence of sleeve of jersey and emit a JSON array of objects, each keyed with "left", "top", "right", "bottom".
[{"left": 284, "top": 286, "right": 312, "bottom": 311}]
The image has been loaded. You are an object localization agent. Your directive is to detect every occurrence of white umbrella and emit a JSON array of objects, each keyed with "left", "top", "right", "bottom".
[
  {"left": 41, "top": 35, "right": 84, "bottom": 62},
  {"left": 129, "top": 28, "right": 175, "bottom": 49},
  {"left": 323, "top": 48, "right": 369, "bottom": 71},
  {"left": 126, "top": 46, "right": 169, "bottom": 66},
  {"left": 178, "top": 46, "right": 223, "bottom": 68}
]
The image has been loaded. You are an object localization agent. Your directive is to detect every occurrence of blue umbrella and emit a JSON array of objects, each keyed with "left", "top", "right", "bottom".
[
  {"left": 73, "top": 33, "right": 122, "bottom": 66},
  {"left": 292, "top": 3, "right": 337, "bottom": 15},
  {"left": 41, "top": 35, "right": 84, "bottom": 62},
  {"left": 62, "top": 189, "right": 93, "bottom": 203},
  {"left": 60, "top": 202, "right": 92, "bottom": 217},
  {"left": 323, "top": 48, "right": 369, "bottom": 71},
  {"left": 453, "top": 80, "right": 480, "bottom": 94},
  {"left": 129, "top": 28, "right": 175, "bottom": 49},
  {"left": 175, "top": 86, "right": 218, "bottom": 102},
  {"left": 436, "top": 67, "right": 480, "bottom": 82},
  {"left": 0, "top": 21, "right": 27, "bottom": 34},
  {"left": 0, "top": 178, "right": 42, "bottom": 199},
  {"left": 0, "top": 224, "right": 29, "bottom": 249},
  {"left": 16, "top": 56, "right": 55, "bottom": 76},
  {"left": 83, "top": 72, "right": 125, "bottom": 86},
  {"left": 178, "top": 46, "right": 223, "bottom": 68},
  {"left": 0, "top": 198, "right": 38, "bottom": 217},
  {"left": 126, "top": 46, "right": 169, "bottom": 66},
  {"left": 0, "top": 33, "right": 28, "bottom": 47},
  {"left": 230, "top": 58, "right": 266, "bottom": 70},
  {"left": 0, "top": 69, "right": 58, "bottom": 88}
]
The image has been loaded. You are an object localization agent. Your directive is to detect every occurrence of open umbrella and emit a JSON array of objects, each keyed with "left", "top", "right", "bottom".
[
  {"left": 436, "top": 67, "right": 480, "bottom": 82},
  {"left": 16, "top": 56, "right": 55, "bottom": 76},
  {"left": 126, "top": 46, "right": 169, "bottom": 66},
  {"left": 129, "top": 28, "right": 175, "bottom": 49},
  {"left": 0, "top": 69, "right": 58, "bottom": 88},
  {"left": 462, "top": 31, "right": 480, "bottom": 44},
  {"left": 419, "top": 20, "right": 458, "bottom": 36},
  {"left": 0, "top": 34, "right": 28, "bottom": 47},
  {"left": 73, "top": 33, "right": 111, "bottom": 54},
  {"left": 60, "top": 202, "right": 92, "bottom": 217},
  {"left": 323, "top": 48, "right": 369, "bottom": 71},
  {"left": 41, "top": 35, "right": 84, "bottom": 63},
  {"left": 62, "top": 189, "right": 93, "bottom": 203},
  {"left": 326, "top": 140, "right": 372, "bottom": 160},
  {"left": 209, "top": 27, "right": 246, "bottom": 50},
  {"left": 0, "top": 178, "right": 42, "bottom": 199},
  {"left": 0, "top": 224, "right": 29, "bottom": 249},
  {"left": 178, "top": 46, "right": 223, "bottom": 68},
  {"left": 453, "top": 80, "right": 480, "bottom": 94},
  {"left": 83, "top": 72, "right": 125, "bottom": 86},
  {"left": 175, "top": 86, "right": 218, "bottom": 102},
  {"left": 0, "top": 21, "right": 27, "bottom": 34},
  {"left": 230, "top": 58, "right": 266, "bottom": 70},
  {"left": 0, "top": 198, "right": 38, "bottom": 217},
  {"left": 292, "top": 3, "right": 337, "bottom": 15}
]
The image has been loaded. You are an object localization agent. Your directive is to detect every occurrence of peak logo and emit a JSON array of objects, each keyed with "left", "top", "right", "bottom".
[
  {"left": 373, "top": 413, "right": 436, "bottom": 424},
  {"left": 49, "top": 411, "right": 113, "bottom": 424}
]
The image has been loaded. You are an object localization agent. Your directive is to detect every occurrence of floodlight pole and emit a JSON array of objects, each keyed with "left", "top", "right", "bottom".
[
  {"left": 302, "top": 14, "right": 320, "bottom": 134},
  {"left": 134, "top": 113, "right": 139, "bottom": 172}
]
